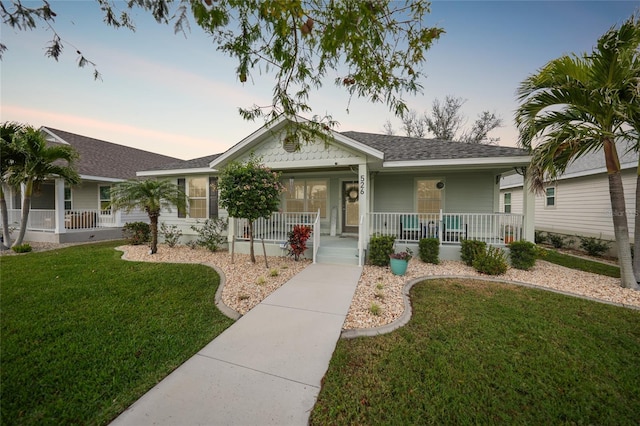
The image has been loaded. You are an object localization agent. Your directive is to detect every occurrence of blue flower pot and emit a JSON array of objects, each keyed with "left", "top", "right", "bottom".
[{"left": 389, "top": 258, "right": 409, "bottom": 276}]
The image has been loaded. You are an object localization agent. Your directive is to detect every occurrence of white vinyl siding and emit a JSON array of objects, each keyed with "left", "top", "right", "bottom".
[{"left": 534, "top": 170, "right": 635, "bottom": 240}]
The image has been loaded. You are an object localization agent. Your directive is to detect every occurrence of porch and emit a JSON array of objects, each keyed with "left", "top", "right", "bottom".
[
  {"left": 231, "top": 211, "right": 525, "bottom": 266},
  {"left": 3, "top": 209, "right": 125, "bottom": 243}
]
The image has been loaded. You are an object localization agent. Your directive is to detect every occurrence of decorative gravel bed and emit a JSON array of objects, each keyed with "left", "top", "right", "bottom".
[{"left": 7, "top": 242, "right": 639, "bottom": 331}]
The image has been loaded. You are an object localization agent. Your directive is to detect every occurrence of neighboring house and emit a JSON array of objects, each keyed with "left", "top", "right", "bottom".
[
  {"left": 3, "top": 127, "right": 181, "bottom": 243},
  {"left": 500, "top": 141, "right": 637, "bottom": 253},
  {"left": 139, "top": 115, "right": 533, "bottom": 265}
]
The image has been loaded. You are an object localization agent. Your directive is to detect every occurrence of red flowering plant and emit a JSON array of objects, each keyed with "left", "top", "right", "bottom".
[{"left": 288, "top": 225, "right": 312, "bottom": 261}]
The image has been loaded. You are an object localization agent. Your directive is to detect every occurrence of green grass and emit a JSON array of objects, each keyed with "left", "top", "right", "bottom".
[
  {"left": 542, "top": 248, "right": 620, "bottom": 278},
  {"left": 0, "top": 241, "right": 234, "bottom": 425},
  {"left": 311, "top": 279, "right": 640, "bottom": 425}
]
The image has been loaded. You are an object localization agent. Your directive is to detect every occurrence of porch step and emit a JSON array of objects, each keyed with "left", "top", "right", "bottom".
[{"left": 315, "top": 246, "right": 360, "bottom": 266}]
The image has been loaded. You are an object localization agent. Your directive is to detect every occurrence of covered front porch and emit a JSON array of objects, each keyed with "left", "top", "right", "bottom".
[
  {"left": 3, "top": 208, "right": 125, "bottom": 243},
  {"left": 230, "top": 210, "right": 526, "bottom": 266}
]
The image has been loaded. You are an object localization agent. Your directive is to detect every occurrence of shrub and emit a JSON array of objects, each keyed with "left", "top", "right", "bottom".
[
  {"left": 418, "top": 238, "right": 439, "bottom": 264},
  {"left": 122, "top": 222, "right": 150, "bottom": 245},
  {"left": 579, "top": 236, "right": 611, "bottom": 257},
  {"left": 547, "top": 233, "right": 567, "bottom": 249},
  {"left": 473, "top": 246, "right": 508, "bottom": 275},
  {"left": 460, "top": 239, "right": 486, "bottom": 266},
  {"left": 288, "top": 225, "right": 312, "bottom": 261},
  {"left": 186, "top": 240, "right": 198, "bottom": 250},
  {"left": 508, "top": 240, "right": 538, "bottom": 270},
  {"left": 11, "top": 243, "right": 32, "bottom": 253},
  {"left": 368, "top": 235, "right": 395, "bottom": 266},
  {"left": 160, "top": 222, "right": 182, "bottom": 248},
  {"left": 190, "top": 218, "right": 228, "bottom": 252},
  {"left": 534, "top": 230, "right": 547, "bottom": 244},
  {"left": 369, "top": 303, "right": 381, "bottom": 316}
]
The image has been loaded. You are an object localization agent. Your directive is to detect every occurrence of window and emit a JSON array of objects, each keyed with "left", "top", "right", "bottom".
[
  {"left": 64, "top": 187, "right": 72, "bottom": 210},
  {"left": 99, "top": 185, "right": 111, "bottom": 213},
  {"left": 503, "top": 192, "right": 511, "bottom": 213},
  {"left": 416, "top": 179, "right": 442, "bottom": 214},
  {"left": 283, "top": 179, "right": 327, "bottom": 218},
  {"left": 188, "top": 177, "right": 207, "bottom": 218},
  {"left": 546, "top": 187, "right": 556, "bottom": 207}
]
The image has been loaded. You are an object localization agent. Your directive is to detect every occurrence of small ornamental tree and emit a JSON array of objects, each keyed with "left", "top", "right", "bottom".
[{"left": 218, "top": 156, "right": 285, "bottom": 264}]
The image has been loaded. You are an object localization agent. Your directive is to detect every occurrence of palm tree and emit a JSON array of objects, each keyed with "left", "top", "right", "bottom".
[
  {"left": 8, "top": 126, "right": 80, "bottom": 248},
  {"left": 0, "top": 122, "right": 26, "bottom": 249},
  {"left": 110, "top": 179, "right": 186, "bottom": 254},
  {"left": 516, "top": 15, "right": 640, "bottom": 290}
]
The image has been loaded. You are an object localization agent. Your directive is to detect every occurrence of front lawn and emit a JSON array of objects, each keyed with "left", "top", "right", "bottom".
[
  {"left": 311, "top": 278, "right": 640, "bottom": 425},
  {"left": 542, "top": 248, "right": 620, "bottom": 278},
  {"left": 0, "top": 241, "right": 234, "bottom": 425}
]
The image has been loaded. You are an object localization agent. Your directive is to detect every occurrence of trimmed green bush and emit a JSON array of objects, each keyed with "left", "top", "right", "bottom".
[
  {"left": 473, "top": 246, "right": 508, "bottom": 275},
  {"left": 579, "top": 236, "right": 611, "bottom": 257},
  {"left": 509, "top": 240, "right": 538, "bottom": 270},
  {"left": 122, "top": 222, "right": 150, "bottom": 245},
  {"left": 368, "top": 235, "right": 395, "bottom": 266},
  {"left": 460, "top": 239, "right": 486, "bottom": 266},
  {"left": 11, "top": 243, "right": 32, "bottom": 253},
  {"left": 419, "top": 238, "right": 439, "bottom": 264}
]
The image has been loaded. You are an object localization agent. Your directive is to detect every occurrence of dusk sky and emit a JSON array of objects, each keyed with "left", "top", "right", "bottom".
[{"left": 1, "top": 1, "right": 638, "bottom": 160}]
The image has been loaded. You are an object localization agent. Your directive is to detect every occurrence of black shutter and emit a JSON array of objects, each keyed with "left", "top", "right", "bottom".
[
  {"left": 209, "top": 176, "right": 218, "bottom": 219},
  {"left": 177, "top": 178, "right": 186, "bottom": 218}
]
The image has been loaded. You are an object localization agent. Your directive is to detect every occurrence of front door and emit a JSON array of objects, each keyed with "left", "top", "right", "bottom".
[{"left": 342, "top": 181, "right": 359, "bottom": 234}]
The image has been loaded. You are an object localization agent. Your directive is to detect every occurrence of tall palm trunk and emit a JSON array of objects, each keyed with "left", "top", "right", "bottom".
[
  {"left": 609, "top": 172, "right": 637, "bottom": 289},
  {"left": 12, "top": 180, "right": 32, "bottom": 247},
  {"left": 149, "top": 210, "right": 159, "bottom": 254},
  {"left": 0, "top": 184, "right": 12, "bottom": 249}
]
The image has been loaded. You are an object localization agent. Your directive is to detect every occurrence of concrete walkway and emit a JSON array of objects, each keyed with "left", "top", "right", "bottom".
[{"left": 110, "top": 263, "right": 362, "bottom": 426}]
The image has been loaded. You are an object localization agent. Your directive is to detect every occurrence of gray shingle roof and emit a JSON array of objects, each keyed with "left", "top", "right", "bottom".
[
  {"left": 500, "top": 139, "right": 638, "bottom": 187},
  {"left": 43, "top": 128, "right": 181, "bottom": 180},
  {"left": 147, "top": 153, "right": 221, "bottom": 171},
  {"left": 341, "top": 131, "right": 529, "bottom": 161}
]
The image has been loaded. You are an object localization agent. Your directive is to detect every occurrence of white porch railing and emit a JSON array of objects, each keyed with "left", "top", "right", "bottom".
[
  {"left": 312, "top": 209, "right": 320, "bottom": 264},
  {"left": 4, "top": 209, "right": 56, "bottom": 231},
  {"left": 369, "top": 210, "right": 524, "bottom": 245},
  {"left": 235, "top": 212, "right": 318, "bottom": 244},
  {"left": 3, "top": 209, "right": 119, "bottom": 232},
  {"left": 65, "top": 210, "right": 117, "bottom": 230}
]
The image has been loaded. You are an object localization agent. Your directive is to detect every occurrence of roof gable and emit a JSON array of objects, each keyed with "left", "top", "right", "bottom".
[
  {"left": 210, "top": 116, "right": 384, "bottom": 170},
  {"left": 41, "top": 127, "right": 181, "bottom": 180}
]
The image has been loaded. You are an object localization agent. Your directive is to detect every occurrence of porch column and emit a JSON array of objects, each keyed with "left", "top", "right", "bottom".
[
  {"left": 358, "top": 163, "right": 369, "bottom": 267},
  {"left": 522, "top": 170, "right": 535, "bottom": 242},
  {"left": 114, "top": 210, "right": 123, "bottom": 227},
  {"left": 54, "top": 178, "right": 66, "bottom": 234},
  {"left": 493, "top": 174, "right": 501, "bottom": 212}
]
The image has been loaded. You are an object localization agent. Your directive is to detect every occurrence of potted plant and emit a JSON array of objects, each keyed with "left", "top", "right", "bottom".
[{"left": 389, "top": 247, "right": 413, "bottom": 276}]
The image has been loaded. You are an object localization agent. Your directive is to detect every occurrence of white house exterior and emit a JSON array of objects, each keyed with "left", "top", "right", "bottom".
[
  {"left": 2, "top": 127, "right": 181, "bottom": 243},
  {"left": 140, "top": 116, "right": 533, "bottom": 265},
  {"left": 500, "top": 141, "right": 637, "bottom": 251}
]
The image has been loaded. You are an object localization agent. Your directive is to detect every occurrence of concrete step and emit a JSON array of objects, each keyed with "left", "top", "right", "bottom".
[{"left": 315, "top": 246, "right": 360, "bottom": 266}]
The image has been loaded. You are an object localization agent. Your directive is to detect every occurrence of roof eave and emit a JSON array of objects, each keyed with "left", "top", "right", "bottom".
[
  {"left": 137, "top": 167, "right": 216, "bottom": 177},
  {"left": 383, "top": 156, "right": 532, "bottom": 169}
]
